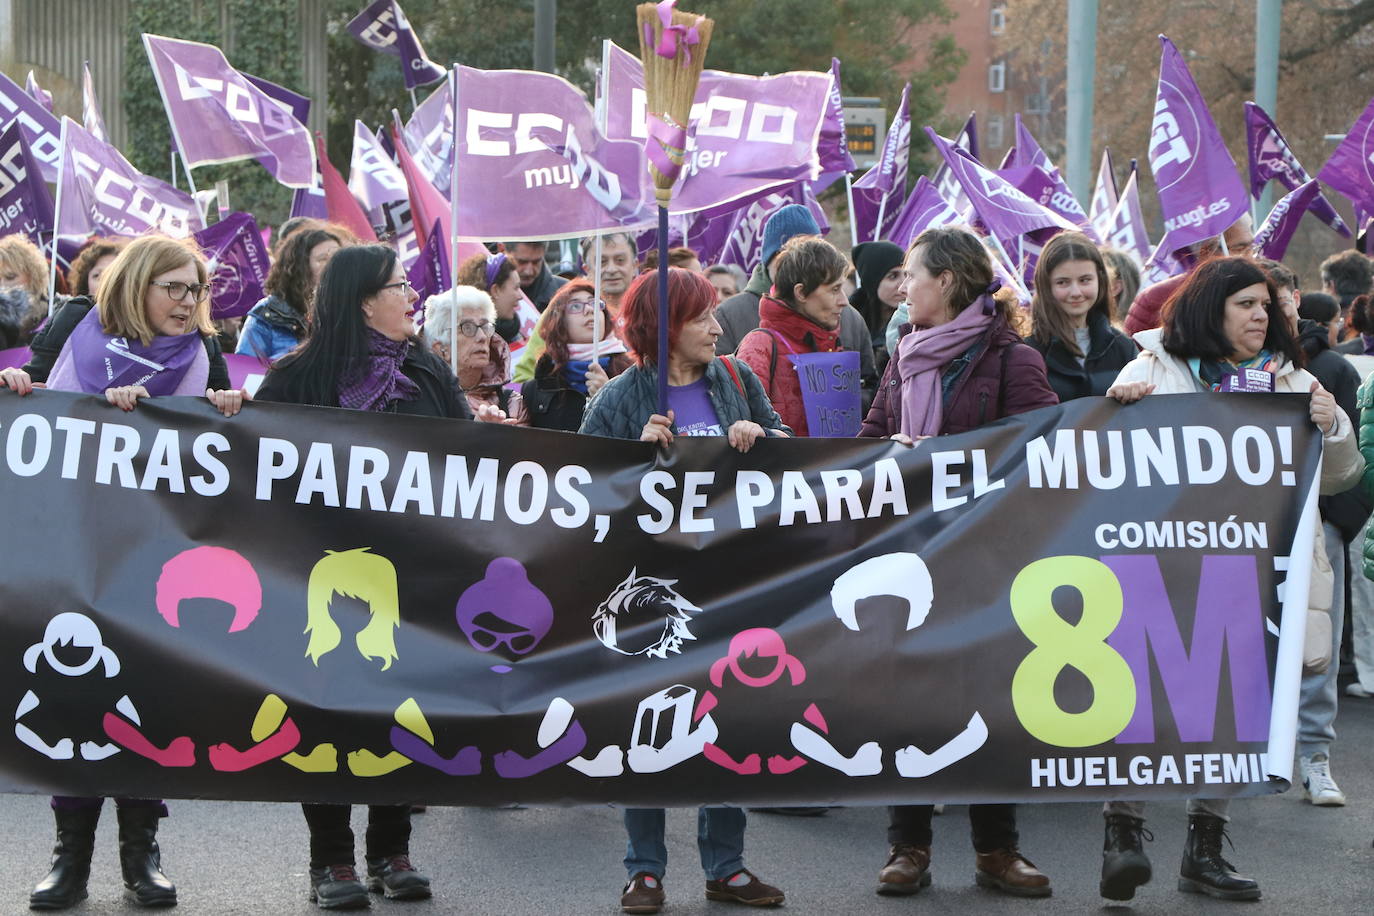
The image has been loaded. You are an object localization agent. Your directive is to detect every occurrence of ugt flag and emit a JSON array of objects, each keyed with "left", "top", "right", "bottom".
[
  {"left": 1317, "top": 92, "right": 1374, "bottom": 222},
  {"left": 54, "top": 117, "right": 203, "bottom": 243},
  {"left": 347, "top": 0, "right": 447, "bottom": 91},
  {"left": 1148, "top": 36, "right": 1248, "bottom": 252},
  {"left": 1244, "top": 102, "right": 1349, "bottom": 238},
  {"left": 143, "top": 34, "right": 316, "bottom": 189},
  {"left": 851, "top": 84, "right": 911, "bottom": 243}
]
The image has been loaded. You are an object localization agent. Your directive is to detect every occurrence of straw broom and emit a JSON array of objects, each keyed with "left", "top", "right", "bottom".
[{"left": 637, "top": 0, "right": 712, "bottom": 413}]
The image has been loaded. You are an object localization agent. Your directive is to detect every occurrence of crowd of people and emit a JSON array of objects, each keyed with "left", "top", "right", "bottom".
[{"left": 2, "top": 203, "right": 1373, "bottom": 913}]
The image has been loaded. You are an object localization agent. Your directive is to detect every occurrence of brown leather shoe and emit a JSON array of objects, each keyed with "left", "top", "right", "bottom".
[
  {"left": 877, "top": 844, "right": 932, "bottom": 895},
  {"left": 621, "top": 872, "right": 665, "bottom": 913},
  {"left": 704, "top": 869, "right": 784, "bottom": 906},
  {"left": 975, "top": 848, "right": 1052, "bottom": 897}
]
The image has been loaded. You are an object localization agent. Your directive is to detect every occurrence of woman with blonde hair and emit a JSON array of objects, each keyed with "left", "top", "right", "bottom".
[
  {"left": 0, "top": 233, "right": 57, "bottom": 346},
  {"left": 2, "top": 234, "right": 245, "bottom": 419}
]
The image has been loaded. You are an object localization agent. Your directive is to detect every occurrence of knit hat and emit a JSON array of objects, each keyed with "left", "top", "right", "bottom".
[
  {"left": 849, "top": 241, "right": 906, "bottom": 335},
  {"left": 760, "top": 204, "right": 821, "bottom": 275}
]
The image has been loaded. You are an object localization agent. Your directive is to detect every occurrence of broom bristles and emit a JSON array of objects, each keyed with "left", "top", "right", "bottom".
[{"left": 637, "top": 2, "right": 713, "bottom": 206}]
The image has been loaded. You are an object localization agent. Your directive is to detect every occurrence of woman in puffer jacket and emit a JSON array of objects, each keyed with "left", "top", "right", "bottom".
[{"left": 1105, "top": 256, "right": 1363, "bottom": 903}]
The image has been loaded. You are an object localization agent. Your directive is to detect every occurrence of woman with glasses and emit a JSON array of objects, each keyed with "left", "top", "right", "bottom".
[
  {"left": 519, "top": 279, "right": 630, "bottom": 431},
  {"left": 422, "top": 285, "right": 526, "bottom": 423},
  {"left": 0, "top": 234, "right": 251, "bottom": 910},
  {"left": 456, "top": 250, "right": 526, "bottom": 345},
  {"left": 236, "top": 223, "right": 345, "bottom": 362}
]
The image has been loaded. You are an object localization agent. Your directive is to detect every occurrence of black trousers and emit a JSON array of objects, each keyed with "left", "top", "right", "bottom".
[
  {"left": 887, "top": 804, "right": 1018, "bottom": 853},
  {"left": 301, "top": 804, "right": 411, "bottom": 868}
]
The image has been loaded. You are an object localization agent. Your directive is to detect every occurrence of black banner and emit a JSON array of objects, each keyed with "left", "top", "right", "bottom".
[{"left": 0, "top": 391, "right": 1319, "bottom": 806}]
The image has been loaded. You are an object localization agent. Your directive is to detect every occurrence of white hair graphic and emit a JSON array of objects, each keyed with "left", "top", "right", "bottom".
[{"left": 593, "top": 569, "right": 701, "bottom": 659}]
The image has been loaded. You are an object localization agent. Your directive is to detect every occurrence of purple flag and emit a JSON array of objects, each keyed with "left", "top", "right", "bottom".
[
  {"left": 143, "top": 34, "right": 316, "bottom": 188},
  {"left": 0, "top": 71, "right": 62, "bottom": 182},
  {"left": 817, "top": 58, "right": 857, "bottom": 176},
  {"left": 348, "top": 119, "right": 407, "bottom": 214},
  {"left": 1244, "top": 102, "right": 1350, "bottom": 238},
  {"left": 931, "top": 113, "right": 979, "bottom": 217},
  {"left": 381, "top": 198, "right": 423, "bottom": 270},
  {"left": 82, "top": 62, "right": 108, "bottom": 144},
  {"left": 347, "top": 0, "right": 447, "bottom": 91},
  {"left": 887, "top": 176, "right": 966, "bottom": 250},
  {"left": 407, "top": 219, "right": 450, "bottom": 304},
  {"left": 0, "top": 120, "right": 55, "bottom": 245},
  {"left": 290, "top": 183, "right": 329, "bottom": 220},
  {"left": 25, "top": 72, "right": 52, "bottom": 114},
  {"left": 716, "top": 181, "right": 831, "bottom": 275},
  {"left": 243, "top": 73, "right": 312, "bottom": 128},
  {"left": 55, "top": 117, "right": 203, "bottom": 243},
  {"left": 1011, "top": 114, "right": 1092, "bottom": 230},
  {"left": 402, "top": 78, "right": 452, "bottom": 196},
  {"left": 193, "top": 212, "right": 271, "bottom": 320},
  {"left": 1089, "top": 149, "right": 1118, "bottom": 242},
  {"left": 454, "top": 64, "right": 653, "bottom": 240},
  {"left": 1148, "top": 36, "right": 1248, "bottom": 251},
  {"left": 1101, "top": 169, "right": 1152, "bottom": 266},
  {"left": 1316, "top": 93, "right": 1374, "bottom": 224},
  {"left": 926, "top": 127, "right": 1076, "bottom": 257},
  {"left": 1253, "top": 179, "right": 1322, "bottom": 261},
  {"left": 603, "top": 42, "right": 830, "bottom": 215},
  {"left": 851, "top": 84, "right": 910, "bottom": 243}
]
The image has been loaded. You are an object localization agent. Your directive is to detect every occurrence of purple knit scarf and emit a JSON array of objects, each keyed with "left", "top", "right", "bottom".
[
  {"left": 337, "top": 329, "right": 420, "bottom": 411},
  {"left": 895, "top": 294, "right": 997, "bottom": 439}
]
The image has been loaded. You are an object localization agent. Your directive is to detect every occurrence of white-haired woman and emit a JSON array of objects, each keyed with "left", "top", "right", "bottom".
[{"left": 424, "top": 285, "right": 526, "bottom": 424}]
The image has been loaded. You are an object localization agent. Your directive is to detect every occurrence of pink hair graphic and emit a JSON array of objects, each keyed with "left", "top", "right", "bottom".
[{"left": 156, "top": 547, "right": 262, "bottom": 632}]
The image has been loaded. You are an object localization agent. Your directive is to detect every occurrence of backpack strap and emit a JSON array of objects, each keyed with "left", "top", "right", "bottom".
[
  {"left": 996, "top": 342, "right": 1014, "bottom": 418},
  {"left": 718, "top": 355, "right": 747, "bottom": 397}
]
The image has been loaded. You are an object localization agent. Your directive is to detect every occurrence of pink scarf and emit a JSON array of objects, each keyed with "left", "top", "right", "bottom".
[{"left": 895, "top": 295, "right": 997, "bottom": 438}]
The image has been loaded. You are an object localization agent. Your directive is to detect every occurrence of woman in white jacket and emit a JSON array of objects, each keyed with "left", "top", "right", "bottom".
[{"left": 1101, "top": 256, "right": 1363, "bottom": 904}]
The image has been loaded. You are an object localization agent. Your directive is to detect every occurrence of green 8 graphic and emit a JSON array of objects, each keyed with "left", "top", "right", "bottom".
[{"left": 1010, "top": 556, "right": 1136, "bottom": 747}]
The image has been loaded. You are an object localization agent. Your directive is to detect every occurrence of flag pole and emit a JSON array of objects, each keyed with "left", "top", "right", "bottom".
[
  {"left": 409, "top": 87, "right": 419, "bottom": 114},
  {"left": 47, "top": 120, "right": 68, "bottom": 313},
  {"left": 169, "top": 143, "right": 178, "bottom": 189},
  {"left": 591, "top": 42, "right": 611, "bottom": 366},
  {"left": 448, "top": 64, "right": 460, "bottom": 377},
  {"left": 873, "top": 193, "right": 888, "bottom": 243},
  {"left": 845, "top": 171, "right": 858, "bottom": 249}
]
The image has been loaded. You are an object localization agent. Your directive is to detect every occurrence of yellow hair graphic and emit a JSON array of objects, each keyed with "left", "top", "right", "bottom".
[{"left": 304, "top": 548, "right": 401, "bottom": 671}]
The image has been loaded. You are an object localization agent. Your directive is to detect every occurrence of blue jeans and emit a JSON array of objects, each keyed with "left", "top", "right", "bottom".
[
  {"left": 623, "top": 807, "right": 746, "bottom": 881},
  {"left": 1297, "top": 521, "right": 1345, "bottom": 758}
]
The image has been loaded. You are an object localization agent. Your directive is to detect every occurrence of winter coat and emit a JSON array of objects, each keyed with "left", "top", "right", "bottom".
[
  {"left": 521, "top": 263, "right": 568, "bottom": 313},
  {"left": 714, "top": 263, "right": 877, "bottom": 390},
  {"left": 735, "top": 296, "right": 845, "bottom": 436},
  {"left": 1123, "top": 273, "right": 1187, "bottom": 336},
  {"left": 21, "top": 296, "right": 231, "bottom": 391},
  {"left": 1116, "top": 328, "right": 1364, "bottom": 619},
  {"left": 1296, "top": 319, "right": 1370, "bottom": 540},
  {"left": 521, "top": 352, "right": 633, "bottom": 432},
  {"left": 859, "top": 315, "right": 1059, "bottom": 438},
  {"left": 236, "top": 295, "right": 306, "bottom": 362},
  {"left": 1352, "top": 373, "right": 1374, "bottom": 580},
  {"left": 579, "top": 357, "right": 791, "bottom": 441},
  {"left": 255, "top": 344, "right": 473, "bottom": 420},
  {"left": 1024, "top": 311, "right": 1138, "bottom": 403}
]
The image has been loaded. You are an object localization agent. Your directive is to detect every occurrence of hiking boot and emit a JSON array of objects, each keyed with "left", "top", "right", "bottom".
[
  {"left": 620, "top": 872, "right": 664, "bottom": 914},
  {"left": 1300, "top": 753, "right": 1347, "bottom": 806},
  {"left": 704, "top": 869, "right": 784, "bottom": 906},
  {"left": 1178, "top": 814, "right": 1260, "bottom": 900},
  {"left": 29, "top": 806, "right": 100, "bottom": 910},
  {"left": 309, "top": 865, "right": 371, "bottom": 910},
  {"left": 365, "top": 855, "right": 431, "bottom": 900},
  {"left": 1100, "top": 813, "right": 1153, "bottom": 900},
  {"left": 876, "top": 844, "right": 931, "bottom": 895},
  {"left": 975, "top": 847, "right": 1051, "bottom": 897}
]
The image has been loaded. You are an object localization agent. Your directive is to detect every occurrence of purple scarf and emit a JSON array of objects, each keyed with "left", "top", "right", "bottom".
[
  {"left": 66, "top": 307, "right": 204, "bottom": 396},
  {"left": 337, "top": 329, "right": 421, "bottom": 411},
  {"left": 1361, "top": 333, "right": 1374, "bottom": 356},
  {"left": 895, "top": 294, "right": 997, "bottom": 438}
]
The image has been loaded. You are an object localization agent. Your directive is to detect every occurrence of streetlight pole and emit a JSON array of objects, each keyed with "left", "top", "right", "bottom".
[
  {"left": 534, "top": 0, "right": 556, "bottom": 73},
  {"left": 1253, "top": 0, "right": 1282, "bottom": 222},
  {"left": 1065, "top": 0, "right": 1098, "bottom": 205}
]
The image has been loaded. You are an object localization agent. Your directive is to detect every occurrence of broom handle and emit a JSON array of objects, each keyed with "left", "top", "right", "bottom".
[{"left": 657, "top": 205, "right": 670, "bottom": 415}]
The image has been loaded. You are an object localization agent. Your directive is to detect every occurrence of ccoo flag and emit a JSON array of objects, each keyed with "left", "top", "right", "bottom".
[
  {"left": 24, "top": 72, "right": 52, "bottom": 114},
  {"left": 143, "top": 34, "right": 316, "bottom": 189},
  {"left": 347, "top": 0, "right": 447, "bottom": 91},
  {"left": 81, "top": 62, "right": 108, "bottom": 144},
  {"left": 0, "top": 120, "right": 55, "bottom": 245},
  {"left": 886, "top": 176, "right": 967, "bottom": 251},
  {"left": 1244, "top": 102, "right": 1350, "bottom": 238},
  {"left": 1148, "top": 36, "right": 1248, "bottom": 252},
  {"left": 1316, "top": 92, "right": 1374, "bottom": 222},
  {"left": 0, "top": 70, "right": 62, "bottom": 182},
  {"left": 1089, "top": 149, "right": 1118, "bottom": 241}
]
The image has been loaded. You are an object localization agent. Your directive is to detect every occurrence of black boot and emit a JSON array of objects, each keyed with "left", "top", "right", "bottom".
[
  {"left": 1100, "top": 813, "right": 1152, "bottom": 900},
  {"left": 116, "top": 807, "right": 177, "bottom": 907},
  {"left": 1178, "top": 814, "right": 1260, "bottom": 900},
  {"left": 30, "top": 806, "right": 101, "bottom": 910}
]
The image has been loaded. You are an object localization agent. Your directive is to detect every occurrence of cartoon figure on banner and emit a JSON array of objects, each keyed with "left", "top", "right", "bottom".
[
  {"left": 593, "top": 568, "right": 701, "bottom": 658},
  {"left": 791, "top": 552, "right": 988, "bottom": 777},
  {"left": 16, "top": 613, "right": 132, "bottom": 761},
  {"left": 98, "top": 546, "right": 307, "bottom": 772},
  {"left": 390, "top": 557, "right": 590, "bottom": 778}
]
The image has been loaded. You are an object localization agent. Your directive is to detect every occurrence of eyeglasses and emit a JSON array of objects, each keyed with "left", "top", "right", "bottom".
[
  {"left": 565, "top": 298, "right": 607, "bottom": 315},
  {"left": 379, "top": 279, "right": 413, "bottom": 294},
  {"left": 150, "top": 280, "right": 211, "bottom": 303},
  {"left": 458, "top": 319, "right": 495, "bottom": 338}
]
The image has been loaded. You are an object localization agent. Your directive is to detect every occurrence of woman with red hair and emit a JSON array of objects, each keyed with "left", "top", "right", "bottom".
[
  {"left": 580, "top": 267, "right": 790, "bottom": 448},
  {"left": 520, "top": 279, "right": 632, "bottom": 431},
  {"left": 577, "top": 268, "right": 789, "bottom": 914}
]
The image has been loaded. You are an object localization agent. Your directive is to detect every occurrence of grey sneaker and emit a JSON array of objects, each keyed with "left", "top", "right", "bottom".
[
  {"left": 1300, "top": 753, "right": 1346, "bottom": 806},
  {"left": 1344, "top": 682, "right": 1373, "bottom": 698}
]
